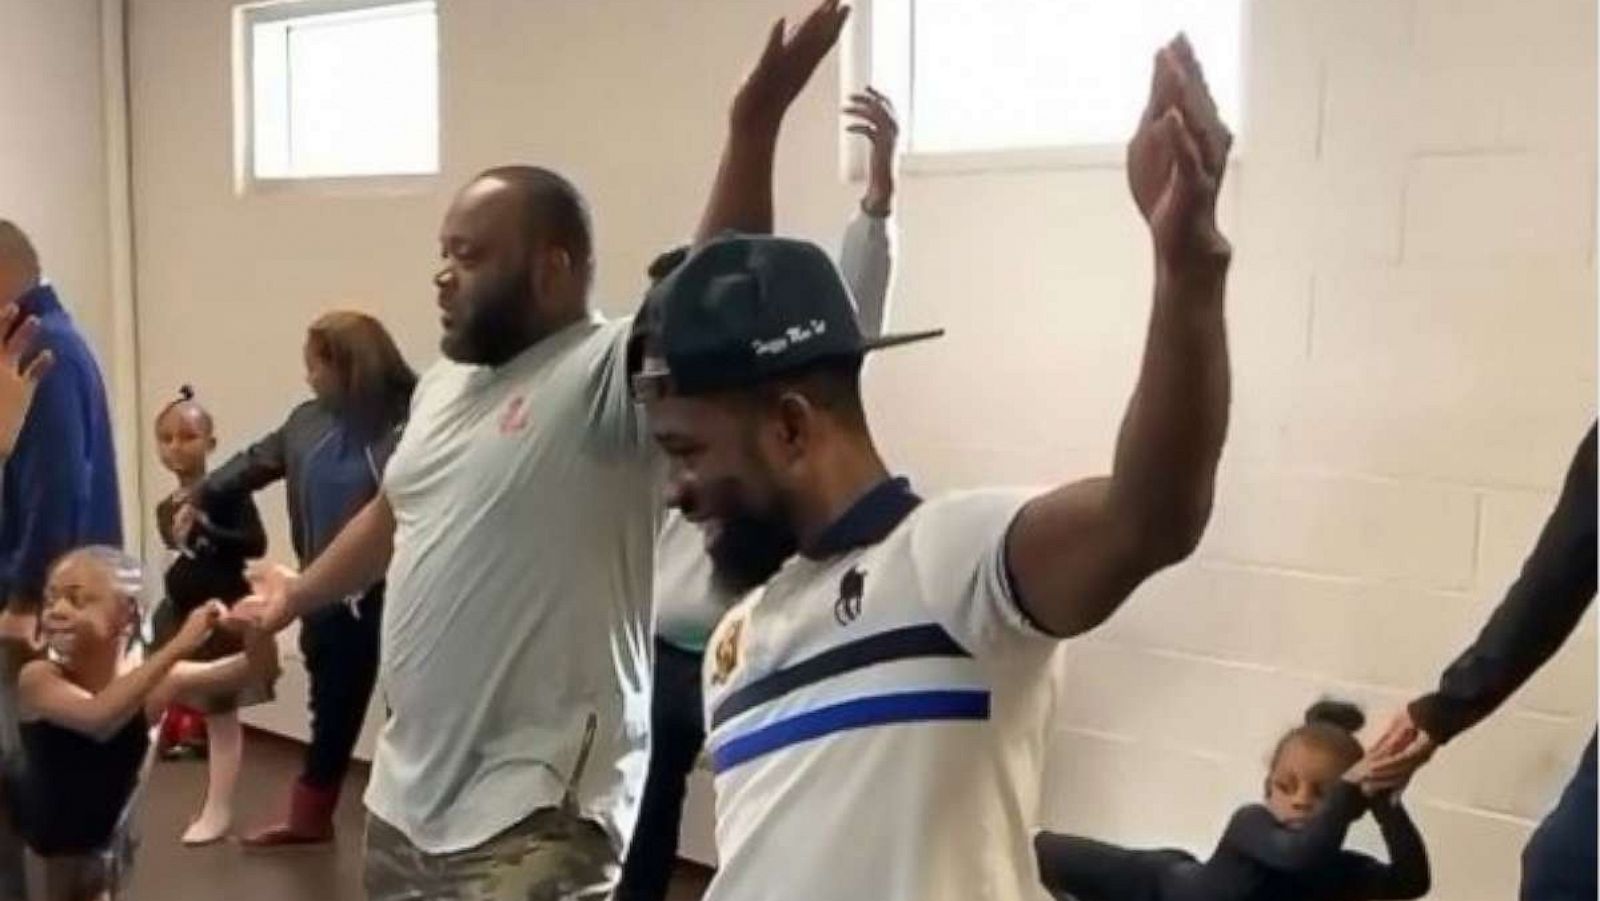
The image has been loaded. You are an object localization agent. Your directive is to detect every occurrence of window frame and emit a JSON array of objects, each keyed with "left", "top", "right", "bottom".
[
  {"left": 233, "top": 0, "right": 441, "bottom": 195},
  {"left": 841, "top": 0, "right": 1247, "bottom": 181}
]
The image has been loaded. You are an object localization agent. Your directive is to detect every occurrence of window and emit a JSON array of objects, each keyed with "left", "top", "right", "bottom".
[
  {"left": 864, "top": 0, "right": 1243, "bottom": 164},
  {"left": 239, "top": 0, "right": 438, "bottom": 182}
]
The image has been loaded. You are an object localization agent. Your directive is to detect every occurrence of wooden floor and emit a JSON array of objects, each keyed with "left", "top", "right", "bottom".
[{"left": 120, "top": 729, "right": 711, "bottom": 900}]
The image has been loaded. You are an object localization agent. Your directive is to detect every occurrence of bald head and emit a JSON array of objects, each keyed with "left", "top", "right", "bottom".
[
  {"left": 434, "top": 166, "right": 596, "bottom": 365},
  {"left": 0, "top": 221, "right": 40, "bottom": 305},
  {"left": 475, "top": 166, "right": 594, "bottom": 279}
]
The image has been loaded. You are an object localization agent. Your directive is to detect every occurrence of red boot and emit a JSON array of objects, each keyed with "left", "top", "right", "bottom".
[{"left": 241, "top": 779, "right": 338, "bottom": 847}]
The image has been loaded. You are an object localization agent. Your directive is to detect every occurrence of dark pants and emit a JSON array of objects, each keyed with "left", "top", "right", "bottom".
[
  {"left": 1521, "top": 733, "right": 1597, "bottom": 900},
  {"left": 1034, "top": 832, "right": 1199, "bottom": 901},
  {"left": 299, "top": 587, "right": 382, "bottom": 789},
  {"left": 614, "top": 640, "right": 704, "bottom": 901}
]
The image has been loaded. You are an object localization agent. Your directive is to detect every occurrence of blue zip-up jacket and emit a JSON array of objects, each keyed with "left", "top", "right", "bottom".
[{"left": 0, "top": 284, "right": 122, "bottom": 605}]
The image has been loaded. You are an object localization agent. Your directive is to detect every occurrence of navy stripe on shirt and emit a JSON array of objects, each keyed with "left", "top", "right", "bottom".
[{"left": 710, "top": 623, "right": 970, "bottom": 730}]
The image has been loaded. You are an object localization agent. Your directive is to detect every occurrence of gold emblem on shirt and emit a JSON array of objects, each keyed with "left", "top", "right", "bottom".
[{"left": 711, "top": 616, "right": 745, "bottom": 686}]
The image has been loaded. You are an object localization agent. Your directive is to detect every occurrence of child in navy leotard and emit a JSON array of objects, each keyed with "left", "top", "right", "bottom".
[
  {"left": 1035, "top": 700, "right": 1430, "bottom": 901},
  {"left": 6, "top": 547, "right": 278, "bottom": 900}
]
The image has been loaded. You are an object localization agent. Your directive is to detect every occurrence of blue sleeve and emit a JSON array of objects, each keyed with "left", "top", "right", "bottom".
[{"left": 1, "top": 356, "right": 91, "bottom": 605}]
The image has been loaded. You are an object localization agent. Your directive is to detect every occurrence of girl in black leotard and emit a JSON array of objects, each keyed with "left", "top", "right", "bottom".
[
  {"left": 1035, "top": 700, "right": 1431, "bottom": 901},
  {"left": 6, "top": 547, "right": 277, "bottom": 901},
  {"left": 148, "top": 387, "right": 269, "bottom": 846}
]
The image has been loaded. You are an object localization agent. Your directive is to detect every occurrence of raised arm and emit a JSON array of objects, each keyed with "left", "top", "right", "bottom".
[
  {"left": 1005, "top": 35, "right": 1233, "bottom": 638},
  {"left": 839, "top": 86, "right": 898, "bottom": 336},
  {"left": 1336, "top": 798, "right": 1431, "bottom": 900},
  {"left": 693, "top": 0, "right": 851, "bottom": 244}
]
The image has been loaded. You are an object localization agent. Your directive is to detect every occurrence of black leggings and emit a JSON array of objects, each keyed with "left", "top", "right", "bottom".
[
  {"left": 298, "top": 586, "right": 382, "bottom": 789},
  {"left": 1035, "top": 832, "right": 1203, "bottom": 901},
  {"left": 614, "top": 639, "right": 705, "bottom": 901}
]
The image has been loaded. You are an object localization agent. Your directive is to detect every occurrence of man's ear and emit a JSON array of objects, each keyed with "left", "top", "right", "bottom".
[{"left": 773, "top": 391, "right": 820, "bottom": 462}]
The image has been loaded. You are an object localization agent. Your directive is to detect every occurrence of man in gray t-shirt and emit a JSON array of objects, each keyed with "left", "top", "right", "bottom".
[{"left": 231, "top": 3, "right": 852, "bottom": 898}]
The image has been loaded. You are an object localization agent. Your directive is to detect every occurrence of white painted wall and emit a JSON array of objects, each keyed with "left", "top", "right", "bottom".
[
  {"left": 0, "top": 0, "right": 113, "bottom": 354},
  {"left": 126, "top": 1, "right": 1596, "bottom": 894},
  {"left": 0, "top": 0, "right": 141, "bottom": 548}
]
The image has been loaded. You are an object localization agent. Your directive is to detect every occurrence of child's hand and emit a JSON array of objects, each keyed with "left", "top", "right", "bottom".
[{"left": 171, "top": 601, "right": 225, "bottom": 657}]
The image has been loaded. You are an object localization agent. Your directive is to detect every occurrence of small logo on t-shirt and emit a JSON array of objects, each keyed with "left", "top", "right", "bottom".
[
  {"left": 711, "top": 616, "right": 745, "bottom": 686},
  {"left": 499, "top": 396, "right": 531, "bottom": 434},
  {"left": 833, "top": 566, "right": 866, "bottom": 626}
]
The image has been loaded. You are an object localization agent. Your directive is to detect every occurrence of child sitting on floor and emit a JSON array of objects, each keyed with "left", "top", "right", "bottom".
[
  {"left": 4, "top": 546, "right": 278, "bottom": 901},
  {"left": 1034, "top": 700, "right": 1430, "bottom": 901}
]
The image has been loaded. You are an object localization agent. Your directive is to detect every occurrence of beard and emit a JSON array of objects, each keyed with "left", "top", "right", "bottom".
[
  {"left": 442, "top": 266, "right": 538, "bottom": 366},
  {"left": 707, "top": 509, "right": 798, "bottom": 597}
]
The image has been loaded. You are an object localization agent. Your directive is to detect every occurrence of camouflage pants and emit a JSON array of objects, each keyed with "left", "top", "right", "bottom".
[{"left": 364, "top": 808, "right": 619, "bottom": 901}]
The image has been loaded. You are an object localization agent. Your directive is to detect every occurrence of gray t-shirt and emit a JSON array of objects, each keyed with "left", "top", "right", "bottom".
[{"left": 366, "top": 313, "right": 660, "bottom": 854}]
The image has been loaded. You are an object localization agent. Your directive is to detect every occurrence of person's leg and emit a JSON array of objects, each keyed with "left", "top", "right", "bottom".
[
  {"left": 303, "top": 596, "right": 381, "bottom": 790},
  {"left": 0, "top": 810, "right": 26, "bottom": 901},
  {"left": 245, "top": 596, "right": 380, "bottom": 846},
  {"left": 442, "top": 808, "right": 619, "bottom": 901},
  {"left": 181, "top": 710, "right": 241, "bottom": 845},
  {"left": 1520, "top": 733, "right": 1597, "bottom": 901},
  {"left": 1033, "top": 832, "right": 1178, "bottom": 901},
  {"left": 363, "top": 813, "right": 434, "bottom": 901},
  {"left": 614, "top": 640, "right": 706, "bottom": 901}
]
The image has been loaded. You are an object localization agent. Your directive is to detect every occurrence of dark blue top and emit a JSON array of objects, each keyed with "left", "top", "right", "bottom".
[{"left": 0, "top": 284, "right": 121, "bottom": 604}]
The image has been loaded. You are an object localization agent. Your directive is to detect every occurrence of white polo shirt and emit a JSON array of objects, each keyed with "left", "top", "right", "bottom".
[
  {"left": 367, "top": 312, "right": 660, "bottom": 854},
  {"left": 701, "top": 479, "right": 1059, "bottom": 901}
]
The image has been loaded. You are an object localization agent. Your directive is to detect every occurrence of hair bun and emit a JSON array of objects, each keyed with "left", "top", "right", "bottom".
[
  {"left": 177, "top": 384, "right": 195, "bottom": 401},
  {"left": 1305, "top": 698, "right": 1365, "bottom": 733}
]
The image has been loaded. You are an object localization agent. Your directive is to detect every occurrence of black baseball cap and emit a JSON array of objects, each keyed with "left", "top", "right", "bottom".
[{"left": 630, "top": 233, "right": 942, "bottom": 399}]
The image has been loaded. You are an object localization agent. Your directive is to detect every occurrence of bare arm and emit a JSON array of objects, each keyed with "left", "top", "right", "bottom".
[
  {"left": 19, "top": 602, "right": 226, "bottom": 742},
  {"left": 694, "top": 0, "right": 851, "bottom": 244},
  {"left": 282, "top": 494, "right": 395, "bottom": 624},
  {"left": 839, "top": 86, "right": 899, "bottom": 335},
  {"left": 1006, "top": 36, "right": 1233, "bottom": 638},
  {"left": 20, "top": 651, "right": 184, "bottom": 742}
]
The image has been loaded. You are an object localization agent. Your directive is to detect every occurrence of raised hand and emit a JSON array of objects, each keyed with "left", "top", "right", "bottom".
[
  {"left": 0, "top": 301, "right": 52, "bottom": 458},
  {"left": 731, "top": 0, "right": 852, "bottom": 135},
  {"left": 845, "top": 86, "right": 900, "bottom": 216},
  {"left": 1127, "top": 34, "right": 1232, "bottom": 272}
]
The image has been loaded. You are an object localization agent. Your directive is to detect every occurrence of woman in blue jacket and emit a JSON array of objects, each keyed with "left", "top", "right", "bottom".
[{"left": 191, "top": 310, "right": 415, "bottom": 847}]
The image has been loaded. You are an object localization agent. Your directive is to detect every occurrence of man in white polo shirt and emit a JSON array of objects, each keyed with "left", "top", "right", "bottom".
[
  {"left": 617, "top": 86, "right": 902, "bottom": 901},
  {"left": 631, "top": 35, "right": 1234, "bottom": 901},
  {"left": 230, "top": 2, "right": 855, "bottom": 897}
]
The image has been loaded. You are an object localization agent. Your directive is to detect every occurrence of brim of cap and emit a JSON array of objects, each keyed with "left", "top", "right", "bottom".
[{"left": 862, "top": 328, "right": 946, "bottom": 353}]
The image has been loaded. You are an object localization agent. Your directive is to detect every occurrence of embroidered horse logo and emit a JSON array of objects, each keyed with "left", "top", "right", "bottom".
[{"left": 834, "top": 566, "right": 866, "bottom": 626}]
